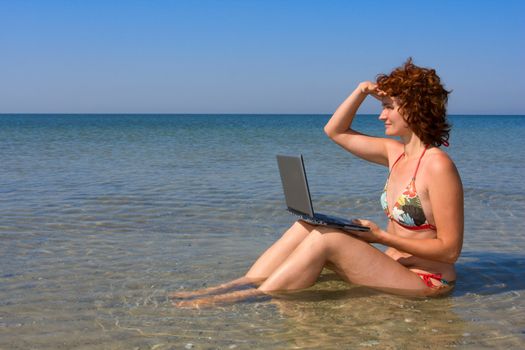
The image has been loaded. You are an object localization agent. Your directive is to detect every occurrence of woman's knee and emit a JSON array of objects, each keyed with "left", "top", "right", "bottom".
[
  {"left": 294, "top": 220, "right": 317, "bottom": 232},
  {"left": 299, "top": 228, "right": 329, "bottom": 254},
  {"left": 281, "top": 220, "right": 316, "bottom": 240},
  {"left": 311, "top": 228, "right": 364, "bottom": 258}
]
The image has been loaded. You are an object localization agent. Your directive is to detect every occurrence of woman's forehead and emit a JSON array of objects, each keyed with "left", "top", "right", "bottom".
[
  {"left": 381, "top": 96, "right": 394, "bottom": 104},
  {"left": 381, "top": 96, "right": 401, "bottom": 106}
]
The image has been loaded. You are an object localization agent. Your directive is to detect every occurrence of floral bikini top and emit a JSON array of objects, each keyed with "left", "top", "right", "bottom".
[{"left": 380, "top": 146, "right": 437, "bottom": 231}]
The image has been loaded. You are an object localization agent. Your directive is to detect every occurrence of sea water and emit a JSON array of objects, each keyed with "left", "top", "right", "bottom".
[{"left": 0, "top": 114, "right": 524, "bottom": 349}]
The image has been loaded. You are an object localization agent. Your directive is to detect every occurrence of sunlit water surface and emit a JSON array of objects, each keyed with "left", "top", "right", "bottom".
[{"left": 0, "top": 114, "right": 524, "bottom": 349}]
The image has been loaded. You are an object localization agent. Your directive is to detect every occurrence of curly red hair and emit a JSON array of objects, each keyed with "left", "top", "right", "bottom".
[{"left": 376, "top": 58, "right": 451, "bottom": 147}]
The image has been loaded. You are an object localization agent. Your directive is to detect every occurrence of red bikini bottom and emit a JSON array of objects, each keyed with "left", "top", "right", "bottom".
[{"left": 416, "top": 272, "right": 451, "bottom": 288}]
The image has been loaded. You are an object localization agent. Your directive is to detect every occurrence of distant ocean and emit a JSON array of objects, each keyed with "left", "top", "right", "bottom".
[{"left": 1, "top": 114, "right": 524, "bottom": 349}]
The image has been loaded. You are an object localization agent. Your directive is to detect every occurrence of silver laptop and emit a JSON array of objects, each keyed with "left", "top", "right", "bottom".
[{"left": 276, "top": 154, "right": 369, "bottom": 232}]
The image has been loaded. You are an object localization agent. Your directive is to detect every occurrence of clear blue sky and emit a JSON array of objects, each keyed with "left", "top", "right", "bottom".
[{"left": 1, "top": 0, "right": 524, "bottom": 114}]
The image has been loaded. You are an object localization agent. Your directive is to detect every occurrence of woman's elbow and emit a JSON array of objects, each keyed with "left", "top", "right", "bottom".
[
  {"left": 441, "top": 252, "right": 460, "bottom": 264},
  {"left": 436, "top": 232, "right": 463, "bottom": 264},
  {"left": 323, "top": 126, "right": 336, "bottom": 139},
  {"left": 441, "top": 246, "right": 462, "bottom": 264}
]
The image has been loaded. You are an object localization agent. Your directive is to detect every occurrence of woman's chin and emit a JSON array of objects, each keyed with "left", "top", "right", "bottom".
[{"left": 384, "top": 127, "right": 402, "bottom": 137}]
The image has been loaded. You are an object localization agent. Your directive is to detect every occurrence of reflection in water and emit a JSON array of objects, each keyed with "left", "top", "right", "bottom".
[{"left": 263, "top": 275, "right": 468, "bottom": 349}]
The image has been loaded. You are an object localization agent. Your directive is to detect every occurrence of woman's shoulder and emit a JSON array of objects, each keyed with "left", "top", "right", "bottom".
[{"left": 424, "top": 148, "right": 461, "bottom": 180}]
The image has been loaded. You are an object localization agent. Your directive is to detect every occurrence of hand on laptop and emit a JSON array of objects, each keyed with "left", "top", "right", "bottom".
[{"left": 348, "top": 219, "right": 386, "bottom": 244}]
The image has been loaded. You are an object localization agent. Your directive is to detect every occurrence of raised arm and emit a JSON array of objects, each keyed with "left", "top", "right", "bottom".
[{"left": 324, "top": 82, "right": 398, "bottom": 166}]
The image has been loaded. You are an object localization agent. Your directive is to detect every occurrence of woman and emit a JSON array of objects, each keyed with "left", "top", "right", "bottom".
[{"left": 171, "top": 58, "right": 464, "bottom": 307}]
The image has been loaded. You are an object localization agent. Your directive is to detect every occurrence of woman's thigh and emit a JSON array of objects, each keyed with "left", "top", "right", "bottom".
[{"left": 318, "top": 228, "right": 430, "bottom": 295}]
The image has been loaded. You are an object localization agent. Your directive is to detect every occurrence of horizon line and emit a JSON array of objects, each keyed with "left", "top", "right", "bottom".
[{"left": 1, "top": 112, "right": 524, "bottom": 117}]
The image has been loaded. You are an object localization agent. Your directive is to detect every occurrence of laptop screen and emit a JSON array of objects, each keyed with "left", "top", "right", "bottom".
[{"left": 276, "top": 155, "right": 315, "bottom": 217}]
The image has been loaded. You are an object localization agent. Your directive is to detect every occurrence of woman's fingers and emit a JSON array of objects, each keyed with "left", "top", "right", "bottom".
[
  {"left": 360, "top": 81, "right": 377, "bottom": 94},
  {"left": 353, "top": 218, "right": 371, "bottom": 227},
  {"left": 353, "top": 219, "right": 380, "bottom": 233},
  {"left": 361, "top": 82, "right": 387, "bottom": 100},
  {"left": 369, "top": 88, "right": 387, "bottom": 100}
]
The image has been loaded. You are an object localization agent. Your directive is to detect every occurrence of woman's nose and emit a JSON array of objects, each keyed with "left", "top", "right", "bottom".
[{"left": 378, "top": 111, "right": 387, "bottom": 120}]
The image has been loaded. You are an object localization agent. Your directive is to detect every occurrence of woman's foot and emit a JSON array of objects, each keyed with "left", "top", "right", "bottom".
[
  {"left": 172, "top": 288, "right": 267, "bottom": 308},
  {"left": 168, "top": 277, "right": 261, "bottom": 299},
  {"left": 168, "top": 287, "right": 219, "bottom": 299}
]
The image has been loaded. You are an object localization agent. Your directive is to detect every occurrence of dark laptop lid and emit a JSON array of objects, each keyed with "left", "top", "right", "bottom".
[{"left": 276, "top": 154, "right": 315, "bottom": 217}]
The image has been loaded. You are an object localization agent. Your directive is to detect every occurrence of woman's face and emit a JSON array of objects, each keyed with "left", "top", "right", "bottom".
[{"left": 378, "top": 97, "right": 410, "bottom": 137}]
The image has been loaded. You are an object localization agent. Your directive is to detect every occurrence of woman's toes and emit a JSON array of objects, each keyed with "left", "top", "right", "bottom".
[{"left": 172, "top": 298, "right": 213, "bottom": 309}]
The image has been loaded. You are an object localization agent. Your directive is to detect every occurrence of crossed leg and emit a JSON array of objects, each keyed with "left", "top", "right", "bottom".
[
  {"left": 258, "top": 226, "right": 428, "bottom": 294},
  {"left": 174, "top": 225, "right": 432, "bottom": 307}
]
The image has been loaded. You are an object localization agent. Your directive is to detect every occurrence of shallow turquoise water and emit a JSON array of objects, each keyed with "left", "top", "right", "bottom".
[{"left": 0, "top": 114, "right": 524, "bottom": 349}]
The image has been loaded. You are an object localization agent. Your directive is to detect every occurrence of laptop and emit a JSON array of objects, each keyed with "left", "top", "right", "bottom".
[{"left": 276, "top": 154, "right": 369, "bottom": 232}]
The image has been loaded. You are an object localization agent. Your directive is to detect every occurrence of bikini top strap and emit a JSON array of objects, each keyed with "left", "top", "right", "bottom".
[
  {"left": 413, "top": 145, "right": 429, "bottom": 179},
  {"left": 391, "top": 152, "right": 405, "bottom": 170}
]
